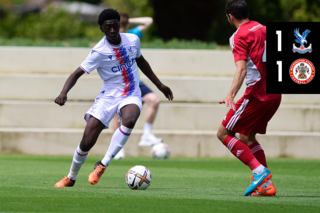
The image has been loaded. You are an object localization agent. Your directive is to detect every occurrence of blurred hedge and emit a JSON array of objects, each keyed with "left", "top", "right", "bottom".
[
  {"left": 0, "top": 37, "right": 95, "bottom": 47},
  {"left": 0, "top": 8, "right": 102, "bottom": 40},
  {"left": 0, "top": 5, "right": 221, "bottom": 49}
]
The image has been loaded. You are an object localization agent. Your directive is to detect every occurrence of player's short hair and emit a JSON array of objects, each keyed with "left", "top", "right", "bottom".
[
  {"left": 120, "top": 12, "right": 129, "bottom": 27},
  {"left": 98, "top": 8, "right": 120, "bottom": 26},
  {"left": 225, "top": 0, "right": 249, "bottom": 20}
]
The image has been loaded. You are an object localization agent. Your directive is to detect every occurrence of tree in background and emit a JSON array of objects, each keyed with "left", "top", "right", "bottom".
[
  {"left": 281, "top": 0, "right": 320, "bottom": 22},
  {"left": 150, "top": 0, "right": 223, "bottom": 42},
  {"left": 102, "top": 0, "right": 153, "bottom": 18},
  {"left": 247, "top": 0, "right": 283, "bottom": 23}
]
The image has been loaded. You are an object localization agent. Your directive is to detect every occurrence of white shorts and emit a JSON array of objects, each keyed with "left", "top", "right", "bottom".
[{"left": 84, "top": 95, "right": 143, "bottom": 129}]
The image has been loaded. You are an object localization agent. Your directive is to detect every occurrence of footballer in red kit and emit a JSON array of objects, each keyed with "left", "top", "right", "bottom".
[
  {"left": 217, "top": 0, "right": 281, "bottom": 196},
  {"left": 222, "top": 20, "right": 281, "bottom": 136}
]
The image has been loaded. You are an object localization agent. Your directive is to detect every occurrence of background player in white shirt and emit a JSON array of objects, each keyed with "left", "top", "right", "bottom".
[
  {"left": 217, "top": 0, "right": 281, "bottom": 196},
  {"left": 54, "top": 8, "right": 173, "bottom": 187}
]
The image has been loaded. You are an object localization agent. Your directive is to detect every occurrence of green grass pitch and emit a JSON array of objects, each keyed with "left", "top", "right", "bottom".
[{"left": 0, "top": 155, "right": 319, "bottom": 213}]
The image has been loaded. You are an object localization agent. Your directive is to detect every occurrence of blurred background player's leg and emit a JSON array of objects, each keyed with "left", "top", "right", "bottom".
[{"left": 138, "top": 81, "right": 163, "bottom": 146}]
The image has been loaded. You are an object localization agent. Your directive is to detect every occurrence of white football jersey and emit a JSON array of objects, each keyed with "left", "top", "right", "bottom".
[{"left": 80, "top": 33, "right": 142, "bottom": 97}]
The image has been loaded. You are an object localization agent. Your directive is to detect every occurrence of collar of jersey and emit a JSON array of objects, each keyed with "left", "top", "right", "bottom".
[{"left": 105, "top": 34, "right": 123, "bottom": 47}]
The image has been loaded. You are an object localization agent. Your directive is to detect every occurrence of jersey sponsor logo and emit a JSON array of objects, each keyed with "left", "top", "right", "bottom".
[
  {"left": 111, "top": 58, "right": 136, "bottom": 73},
  {"left": 112, "top": 45, "right": 136, "bottom": 97},
  {"left": 293, "top": 28, "right": 312, "bottom": 54},
  {"left": 248, "top": 24, "right": 262, "bottom": 32},
  {"left": 289, "top": 59, "right": 315, "bottom": 84},
  {"left": 108, "top": 55, "right": 112, "bottom": 60}
]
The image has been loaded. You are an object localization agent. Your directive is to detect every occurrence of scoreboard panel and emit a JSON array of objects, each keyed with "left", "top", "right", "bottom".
[{"left": 266, "top": 22, "right": 319, "bottom": 94}]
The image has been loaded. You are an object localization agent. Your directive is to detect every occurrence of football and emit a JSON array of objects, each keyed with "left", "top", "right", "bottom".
[
  {"left": 126, "top": 165, "right": 152, "bottom": 190},
  {"left": 151, "top": 143, "right": 170, "bottom": 159}
]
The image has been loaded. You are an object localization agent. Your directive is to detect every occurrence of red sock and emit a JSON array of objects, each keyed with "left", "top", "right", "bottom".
[
  {"left": 249, "top": 142, "right": 268, "bottom": 168},
  {"left": 223, "top": 136, "right": 261, "bottom": 171}
]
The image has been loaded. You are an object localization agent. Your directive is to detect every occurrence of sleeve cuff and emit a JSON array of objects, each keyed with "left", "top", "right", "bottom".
[
  {"left": 234, "top": 57, "right": 248, "bottom": 63},
  {"left": 80, "top": 65, "right": 90, "bottom": 74}
]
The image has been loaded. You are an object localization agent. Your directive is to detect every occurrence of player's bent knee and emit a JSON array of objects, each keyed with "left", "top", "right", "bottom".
[
  {"left": 217, "top": 129, "right": 225, "bottom": 142},
  {"left": 144, "top": 93, "right": 160, "bottom": 107},
  {"left": 152, "top": 95, "right": 161, "bottom": 106},
  {"left": 239, "top": 134, "right": 247, "bottom": 142},
  {"left": 239, "top": 132, "right": 257, "bottom": 146},
  {"left": 217, "top": 125, "right": 235, "bottom": 142}
]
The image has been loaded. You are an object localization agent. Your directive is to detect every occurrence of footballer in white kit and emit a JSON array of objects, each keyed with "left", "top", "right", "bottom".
[
  {"left": 81, "top": 33, "right": 143, "bottom": 128},
  {"left": 54, "top": 8, "right": 173, "bottom": 187}
]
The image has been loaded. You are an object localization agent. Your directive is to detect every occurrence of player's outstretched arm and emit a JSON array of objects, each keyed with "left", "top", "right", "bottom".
[
  {"left": 54, "top": 67, "right": 85, "bottom": 106},
  {"left": 128, "top": 17, "right": 153, "bottom": 33},
  {"left": 136, "top": 55, "right": 173, "bottom": 101},
  {"left": 219, "top": 60, "right": 247, "bottom": 111}
]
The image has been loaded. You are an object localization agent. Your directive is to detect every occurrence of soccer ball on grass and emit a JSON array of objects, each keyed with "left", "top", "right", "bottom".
[
  {"left": 151, "top": 143, "right": 170, "bottom": 159},
  {"left": 126, "top": 165, "right": 152, "bottom": 190}
]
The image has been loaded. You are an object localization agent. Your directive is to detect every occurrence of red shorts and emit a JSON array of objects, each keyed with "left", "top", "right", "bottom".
[{"left": 222, "top": 96, "right": 281, "bottom": 136}]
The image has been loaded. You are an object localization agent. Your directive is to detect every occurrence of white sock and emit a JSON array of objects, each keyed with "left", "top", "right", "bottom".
[
  {"left": 101, "top": 125, "right": 132, "bottom": 166},
  {"left": 252, "top": 164, "right": 265, "bottom": 175},
  {"left": 143, "top": 123, "right": 153, "bottom": 136},
  {"left": 101, "top": 153, "right": 112, "bottom": 167},
  {"left": 67, "top": 145, "right": 89, "bottom": 181}
]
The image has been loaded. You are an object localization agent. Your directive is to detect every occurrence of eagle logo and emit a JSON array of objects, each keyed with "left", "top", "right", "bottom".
[{"left": 293, "top": 28, "right": 312, "bottom": 54}]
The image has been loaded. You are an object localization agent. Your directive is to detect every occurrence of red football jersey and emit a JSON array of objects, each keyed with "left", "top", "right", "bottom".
[{"left": 229, "top": 20, "right": 281, "bottom": 101}]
